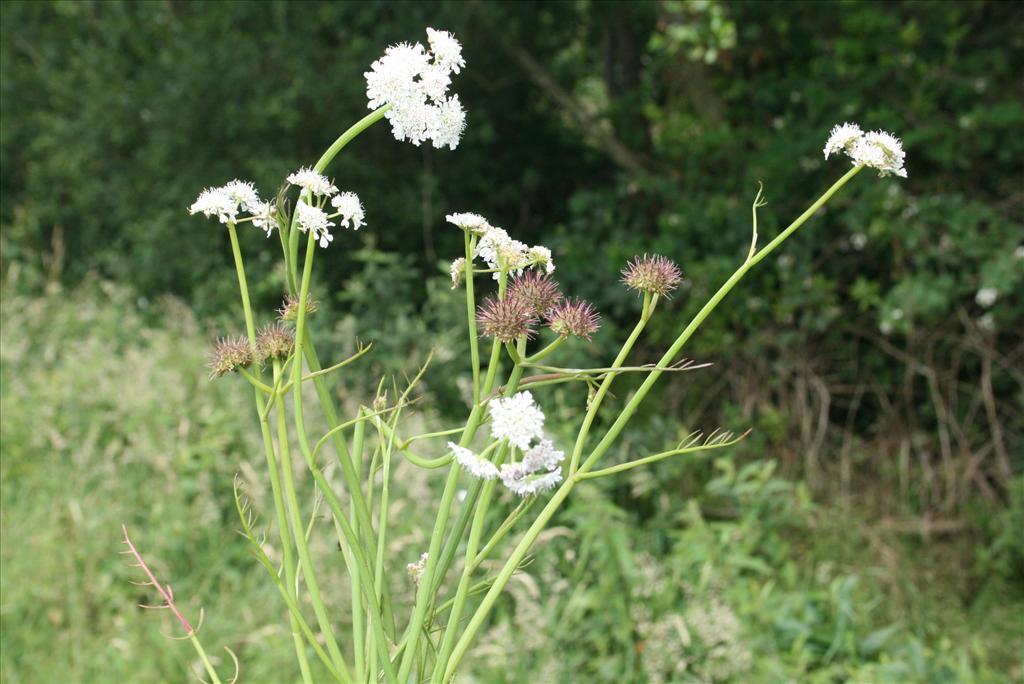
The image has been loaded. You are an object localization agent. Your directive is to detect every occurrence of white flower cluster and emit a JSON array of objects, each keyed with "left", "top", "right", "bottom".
[
  {"left": 450, "top": 394, "right": 564, "bottom": 496},
  {"left": 189, "top": 179, "right": 274, "bottom": 230},
  {"left": 823, "top": 122, "right": 907, "bottom": 178},
  {"left": 490, "top": 393, "right": 565, "bottom": 497},
  {"left": 295, "top": 200, "right": 336, "bottom": 248},
  {"left": 489, "top": 391, "right": 545, "bottom": 450},
  {"left": 406, "top": 551, "right": 429, "bottom": 585},
  {"left": 189, "top": 169, "right": 365, "bottom": 247},
  {"left": 287, "top": 167, "right": 338, "bottom": 197},
  {"left": 448, "top": 442, "right": 499, "bottom": 480},
  {"left": 446, "top": 212, "right": 555, "bottom": 280},
  {"left": 365, "top": 28, "right": 467, "bottom": 150},
  {"left": 499, "top": 438, "right": 565, "bottom": 497},
  {"left": 285, "top": 168, "right": 365, "bottom": 247},
  {"left": 331, "top": 192, "right": 365, "bottom": 230}
]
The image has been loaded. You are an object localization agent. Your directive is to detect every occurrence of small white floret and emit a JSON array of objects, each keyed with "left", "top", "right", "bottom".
[
  {"left": 331, "top": 192, "right": 365, "bottom": 230},
  {"left": 489, "top": 391, "right": 545, "bottom": 451},
  {"left": 448, "top": 442, "right": 499, "bottom": 480},
  {"left": 287, "top": 167, "right": 338, "bottom": 197}
]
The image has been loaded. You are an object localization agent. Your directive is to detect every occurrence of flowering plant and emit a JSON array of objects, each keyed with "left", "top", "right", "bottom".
[{"left": 126, "top": 28, "right": 906, "bottom": 684}]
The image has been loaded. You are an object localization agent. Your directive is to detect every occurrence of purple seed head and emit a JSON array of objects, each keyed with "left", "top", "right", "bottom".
[
  {"left": 507, "top": 271, "right": 563, "bottom": 317},
  {"left": 208, "top": 335, "right": 254, "bottom": 379},
  {"left": 256, "top": 322, "right": 295, "bottom": 362},
  {"left": 546, "top": 298, "right": 601, "bottom": 340},
  {"left": 476, "top": 295, "right": 538, "bottom": 342},
  {"left": 621, "top": 254, "right": 683, "bottom": 297}
]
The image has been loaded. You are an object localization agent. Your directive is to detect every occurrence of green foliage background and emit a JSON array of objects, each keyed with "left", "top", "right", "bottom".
[{"left": 1, "top": 1, "right": 1021, "bottom": 682}]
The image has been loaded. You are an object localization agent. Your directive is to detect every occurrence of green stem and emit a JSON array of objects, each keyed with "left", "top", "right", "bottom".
[
  {"left": 579, "top": 165, "right": 864, "bottom": 474},
  {"left": 433, "top": 338, "right": 526, "bottom": 681},
  {"left": 525, "top": 336, "right": 565, "bottom": 363},
  {"left": 227, "top": 225, "right": 313, "bottom": 683},
  {"left": 465, "top": 232, "right": 482, "bottom": 405},
  {"left": 188, "top": 632, "right": 223, "bottom": 684},
  {"left": 397, "top": 273, "right": 508, "bottom": 681},
  {"left": 443, "top": 166, "right": 865, "bottom": 680},
  {"left": 349, "top": 418, "right": 367, "bottom": 682},
  {"left": 568, "top": 291, "right": 653, "bottom": 475}
]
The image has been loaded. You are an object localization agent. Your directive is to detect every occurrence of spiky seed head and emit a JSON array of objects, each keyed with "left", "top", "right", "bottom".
[
  {"left": 277, "top": 293, "right": 319, "bottom": 321},
  {"left": 208, "top": 336, "right": 254, "bottom": 379},
  {"left": 621, "top": 254, "right": 683, "bottom": 297},
  {"left": 546, "top": 298, "right": 601, "bottom": 340},
  {"left": 256, "top": 322, "right": 295, "bottom": 362},
  {"left": 508, "top": 271, "right": 563, "bottom": 317},
  {"left": 476, "top": 295, "right": 538, "bottom": 342}
]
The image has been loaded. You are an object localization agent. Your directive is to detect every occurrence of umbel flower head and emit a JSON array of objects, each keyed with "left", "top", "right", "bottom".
[
  {"left": 546, "top": 298, "right": 601, "bottom": 340},
  {"left": 330, "top": 192, "right": 365, "bottom": 230},
  {"left": 823, "top": 122, "right": 907, "bottom": 178},
  {"left": 208, "top": 336, "right": 254, "bottom": 379},
  {"left": 287, "top": 167, "right": 338, "bottom": 198},
  {"left": 500, "top": 467, "right": 563, "bottom": 497},
  {"left": 621, "top": 254, "right": 683, "bottom": 297},
  {"left": 278, "top": 293, "right": 319, "bottom": 321},
  {"left": 365, "top": 28, "right": 466, "bottom": 150},
  {"left": 295, "top": 200, "right": 336, "bottom": 248},
  {"left": 189, "top": 179, "right": 264, "bottom": 225},
  {"left": 447, "top": 211, "right": 556, "bottom": 280},
  {"left": 448, "top": 442, "right": 499, "bottom": 481},
  {"left": 489, "top": 391, "right": 545, "bottom": 451},
  {"left": 476, "top": 295, "right": 538, "bottom": 343},
  {"left": 256, "top": 323, "right": 294, "bottom": 362},
  {"left": 508, "top": 271, "right": 563, "bottom": 317}
]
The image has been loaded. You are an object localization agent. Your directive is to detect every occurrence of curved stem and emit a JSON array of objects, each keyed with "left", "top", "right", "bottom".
[{"left": 568, "top": 291, "right": 653, "bottom": 475}]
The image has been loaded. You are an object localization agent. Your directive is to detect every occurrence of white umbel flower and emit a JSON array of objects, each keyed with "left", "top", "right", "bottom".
[
  {"left": 851, "top": 130, "right": 907, "bottom": 178},
  {"left": 446, "top": 212, "right": 493, "bottom": 234},
  {"left": 365, "top": 28, "right": 467, "bottom": 149},
  {"left": 427, "top": 28, "right": 465, "bottom": 74},
  {"left": 189, "top": 186, "right": 238, "bottom": 223},
  {"left": 295, "top": 200, "right": 336, "bottom": 248},
  {"left": 823, "top": 122, "right": 907, "bottom": 178},
  {"left": 529, "top": 246, "right": 556, "bottom": 274},
  {"left": 522, "top": 439, "right": 564, "bottom": 472},
  {"left": 448, "top": 442, "right": 499, "bottom": 480},
  {"left": 330, "top": 192, "right": 365, "bottom": 230},
  {"left": 406, "top": 552, "right": 429, "bottom": 585},
  {"left": 823, "top": 122, "right": 863, "bottom": 159},
  {"left": 221, "top": 179, "right": 261, "bottom": 213},
  {"left": 250, "top": 200, "right": 277, "bottom": 236},
  {"left": 501, "top": 466, "right": 563, "bottom": 497},
  {"left": 489, "top": 391, "right": 545, "bottom": 451},
  {"left": 287, "top": 167, "right": 338, "bottom": 197}
]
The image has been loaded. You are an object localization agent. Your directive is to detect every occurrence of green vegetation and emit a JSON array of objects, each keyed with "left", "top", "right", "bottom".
[{"left": 1, "top": 1, "right": 1021, "bottom": 682}]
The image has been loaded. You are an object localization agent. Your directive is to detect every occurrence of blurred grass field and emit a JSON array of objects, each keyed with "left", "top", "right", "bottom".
[{"left": 1, "top": 276, "right": 1020, "bottom": 683}]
